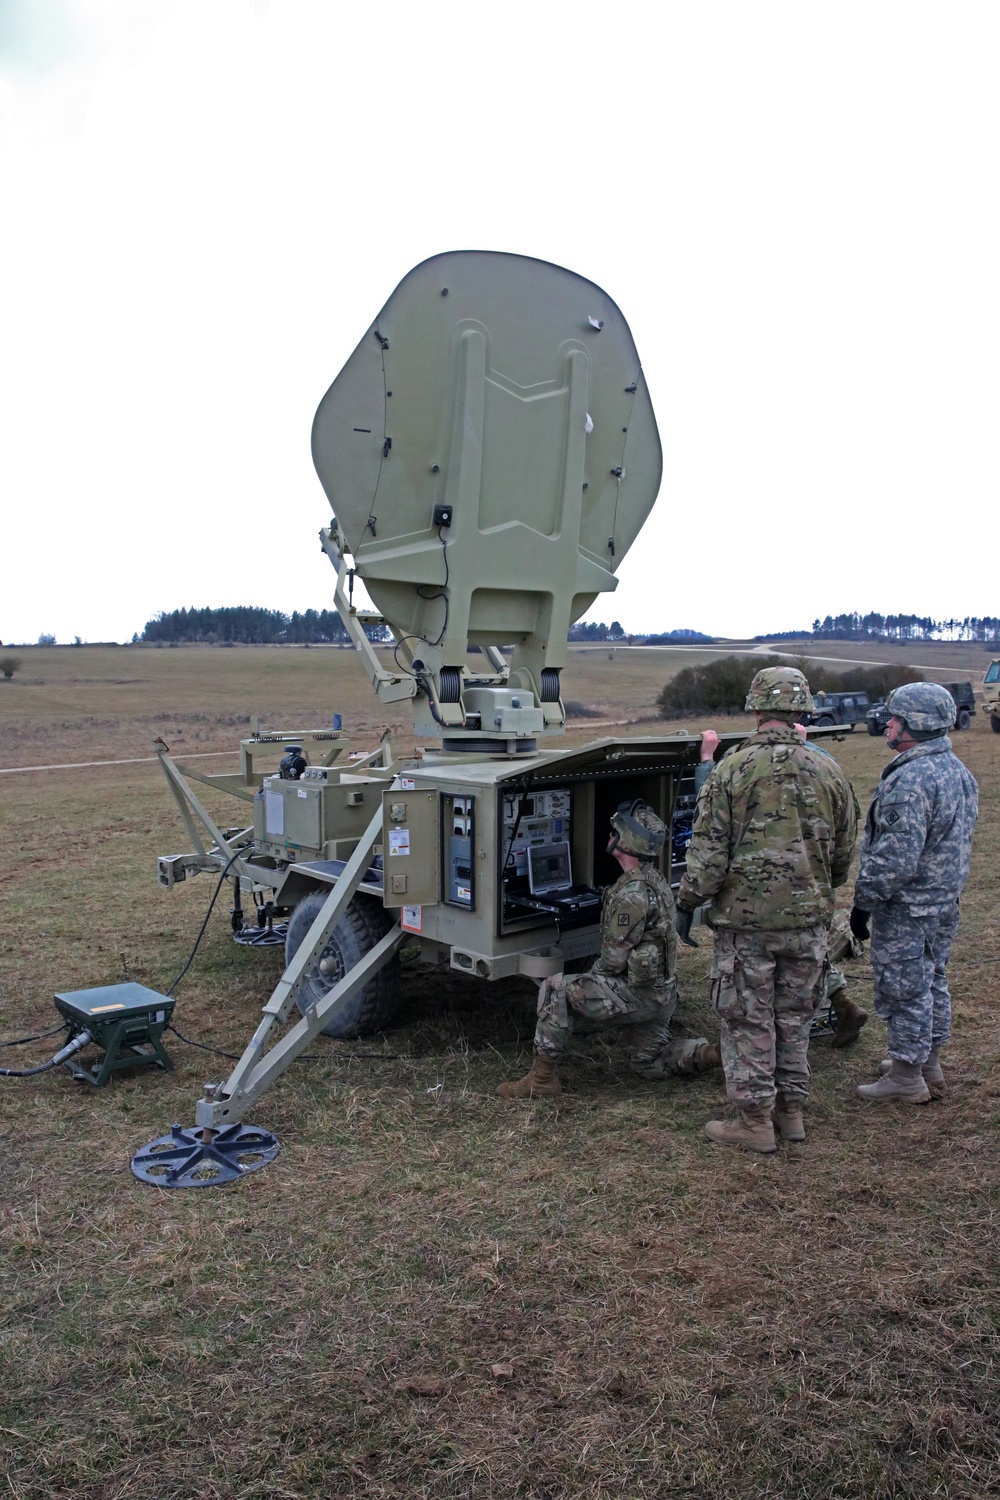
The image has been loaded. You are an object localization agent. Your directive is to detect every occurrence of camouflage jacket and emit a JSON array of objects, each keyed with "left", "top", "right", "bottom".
[
  {"left": 592, "top": 862, "right": 677, "bottom": 994},
  {"left": 854, "top": 737, "right": 978, "bottom": 915},
  {"left": 677, "top": 725, "right": 858, "bottom": 930}
]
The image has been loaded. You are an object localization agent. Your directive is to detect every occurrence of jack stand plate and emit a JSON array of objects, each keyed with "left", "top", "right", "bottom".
[
  {"left": 131, "top": 1122, "right": 280, "bottom": 1188},
  {"left": 810, "top": 1002, "right": 836, "bottom": 1038}
]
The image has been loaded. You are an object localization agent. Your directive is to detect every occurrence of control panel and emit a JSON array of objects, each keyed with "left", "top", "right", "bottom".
[
  {"left": 444, "top": 793, "right": 475, "bottom": 908},
  {"left": 670, "top": 771, "right": 699, "bottom": 885},
  {"left": 498, "top": 784, "right": 601, "bottom": 932},
  {"left": 500, "top": 788, "right": 572, "bottom": 876}
]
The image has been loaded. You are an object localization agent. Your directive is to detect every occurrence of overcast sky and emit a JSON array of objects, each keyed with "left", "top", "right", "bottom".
[{"left": 2, "top": 0, "right": 997, "bottom": 645}]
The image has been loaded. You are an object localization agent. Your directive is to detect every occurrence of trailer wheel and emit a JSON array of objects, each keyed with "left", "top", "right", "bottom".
[
  {"left": 991, "top": 715, "right": 1000, "bottom": 734},
  {"left": 956, "top": 708, "right": 972, "bottom": 731},
  {"left": 285, "top": 893, "right": 401, "bottom": 1038}
]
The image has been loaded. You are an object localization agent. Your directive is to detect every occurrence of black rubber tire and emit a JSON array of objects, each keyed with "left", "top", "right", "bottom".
[
  {"left": 991, "top": 715, "right": 1000, "bottom": 735},
  {"left": 867, "top": 720, "right": 882, "bottom": 736},
  {"left": 816, "top": 715, "right": 835, "bottom": 727},
  {"left": 956, "top": 709, "right": 972, "bottom": 731},
  {"left": 284, "top": 891, "right": 401, "bottom": 1038}
]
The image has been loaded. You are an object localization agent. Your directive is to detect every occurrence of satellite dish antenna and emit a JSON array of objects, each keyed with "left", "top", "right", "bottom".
[{"left": 313, "top": 250, "right": 662, "bottom": 751}]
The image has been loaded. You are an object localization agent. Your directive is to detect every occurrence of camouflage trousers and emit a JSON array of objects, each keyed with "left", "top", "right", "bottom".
[
  {"left": 870, "top": 900, "right": 960, "bottom": 1064},
  {"left": 533, "top": 972, "right": 709, "bottom": 1077},
  {"left": 821, "top": 909, "right": 862, "bottom": 1004},
  {"left": 710, "top": 925, "right": 827, "bottom": 1109},
  {"left": 822, "top": 964, "right": 847, "bottom": 1002}
]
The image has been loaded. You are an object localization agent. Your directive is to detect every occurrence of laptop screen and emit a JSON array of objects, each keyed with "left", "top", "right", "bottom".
[{"left": 527, "top": 840, "right": 573, "bottom": 895}]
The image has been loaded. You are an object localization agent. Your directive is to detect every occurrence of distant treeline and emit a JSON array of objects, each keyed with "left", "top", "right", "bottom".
[
  {"left": 141, "top": 607, "right": 390, "bottom": 645},
  {"left": 657, "top": 656, "right": 922, "bottom": 718},
  {"left": 137, "top": 605, "right": 1000, "bottom": 650},
  {"left": 143, "top": 609, "right": 640, "bottom": 647},
  {"left": 567, "top": 621, "right": 626, "bottom": 642},
  {"left": 642, "top": 629, "right": 716, "bottom": 644},
  {"left": 567, "top": 623, "right": 715, "bottom": 643},
  {"left": 758, "top": 614, "right": 1000, "bottom": 643},
  {"left": 145, "top": 612, "right": 646, "bottom": 646}
]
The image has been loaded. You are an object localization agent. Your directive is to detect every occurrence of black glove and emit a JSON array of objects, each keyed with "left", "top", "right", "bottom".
[
  {"left": 674, "top": 908, "right": 699, "bottom": 947},
  {"left": 849, "top": 905, "right": 871, "bottom": 942}
]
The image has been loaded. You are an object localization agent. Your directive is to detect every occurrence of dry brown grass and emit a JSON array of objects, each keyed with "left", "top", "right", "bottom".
[{"left": 1, "top": 646, "right": 998, "bottom": 1498}]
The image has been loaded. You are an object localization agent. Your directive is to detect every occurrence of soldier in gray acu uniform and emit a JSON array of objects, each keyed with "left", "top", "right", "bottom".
[
  {"left": 851, "top": 682, "right": 978, "bottom": 1104},
  {"left": 498, "top": 800, "right": 720, "bottom": 1100}
]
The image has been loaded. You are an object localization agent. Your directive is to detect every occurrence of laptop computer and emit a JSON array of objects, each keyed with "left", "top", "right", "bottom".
[{"left": 527, "top": 840, "right": 574, "bottom": 896}]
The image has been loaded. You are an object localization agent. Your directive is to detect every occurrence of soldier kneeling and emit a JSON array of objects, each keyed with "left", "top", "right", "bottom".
[{"left": 497, "top": 800, "right": 720, "bottom": 1100}]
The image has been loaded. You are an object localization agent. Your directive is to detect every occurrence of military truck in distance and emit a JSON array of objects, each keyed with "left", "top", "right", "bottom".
[
  {"left": 866, "top": 681, "right": 976, "bottom": 736},
  {"left": 983, "top": 659, "right": 1000, "bottom": 733},
  {"left": 806, "top": 691, "right": 871, "bottom": 729}
]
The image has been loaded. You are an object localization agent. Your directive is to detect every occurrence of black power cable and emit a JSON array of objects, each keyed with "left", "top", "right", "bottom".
[
  {"left": 0, "top": 1055, "right": 65, "bottom": 1078},
  {"left": 166, "top": 848, "right": 246, "bottom": 996},
  {"left": 0, "top": 1029, "right": 93, "bottom": 1078},
  {"left": 165, "top": 1022, "right": 411, "bottom": 1064},
  {"left": 416, "top": 525, "right": 450, "bottom": 647},
  {"left": 0, "top": 1023, "right": 66, "bottom": 1050}
]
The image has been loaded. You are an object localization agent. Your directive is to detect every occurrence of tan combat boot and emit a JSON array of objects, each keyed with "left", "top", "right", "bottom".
[
  {"left": 772, "top": 1094, "right": 806, "bottom": 1142},
  {"left": 704, "top": 1107, "right": 777, "bottom": 1153},
  {"left": 695, "top": 1041, "right": 722, "bottom": 1070},
  {"left": 879, "top": 1050, "right": 945, "bottom": 1099},
  {"left": 857, "top": 1059, "right": 931, "bottom": 1103},
  {"left": 829, "top": 988, "right": 868, "bottom": 1048},
  {"left": 497, "top": 1052, "right": 561, "bottom": 1100}
]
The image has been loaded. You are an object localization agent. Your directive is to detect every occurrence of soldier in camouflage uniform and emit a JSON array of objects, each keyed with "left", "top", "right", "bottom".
[
  {"left": 698, "top": 728, "right": 869, "bottom": 1047},
  {"left": 497, "top": 801, "right": 720, "bottom": 1100},
  {"left": 675, "top": 667, "right": 859, "bottom": 1151},
  {"left": 852, "top": 682, "right": 978, "bottom": 1103}
]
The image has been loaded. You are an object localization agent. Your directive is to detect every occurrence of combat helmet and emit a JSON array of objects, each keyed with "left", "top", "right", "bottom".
[
  {"left": 885, "top": 681, "right": 956, "bottom": 738},
  {"left": 609, "top": 799, "right": 666, "bottom": 861},
  {"left": 745, "top": 666, "right": 813, "bottom": 715}
]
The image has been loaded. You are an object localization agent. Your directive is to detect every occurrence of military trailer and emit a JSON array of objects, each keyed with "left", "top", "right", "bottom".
[
  {"left": 983, "top": 659, "right": 1000, "bottom": 732},
  {"left": 148, "top": 252, "right": 836, "bottom": 1163},
  {"left": 155, "top": 251, "right": 722, "bottom": 1052},
  {"left": 866, "top": 680, "right": 976, "bottom": 736}
]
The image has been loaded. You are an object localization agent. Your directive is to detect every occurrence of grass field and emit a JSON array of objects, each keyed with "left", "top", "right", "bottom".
[{"left": 1, "top": 645, "right": 998, "bottom": 1498}]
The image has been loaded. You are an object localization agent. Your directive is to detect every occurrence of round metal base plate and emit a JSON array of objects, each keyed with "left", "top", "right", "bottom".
[{"left": 131, "top": 1122, "right": 280, "bottom": 1188}]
